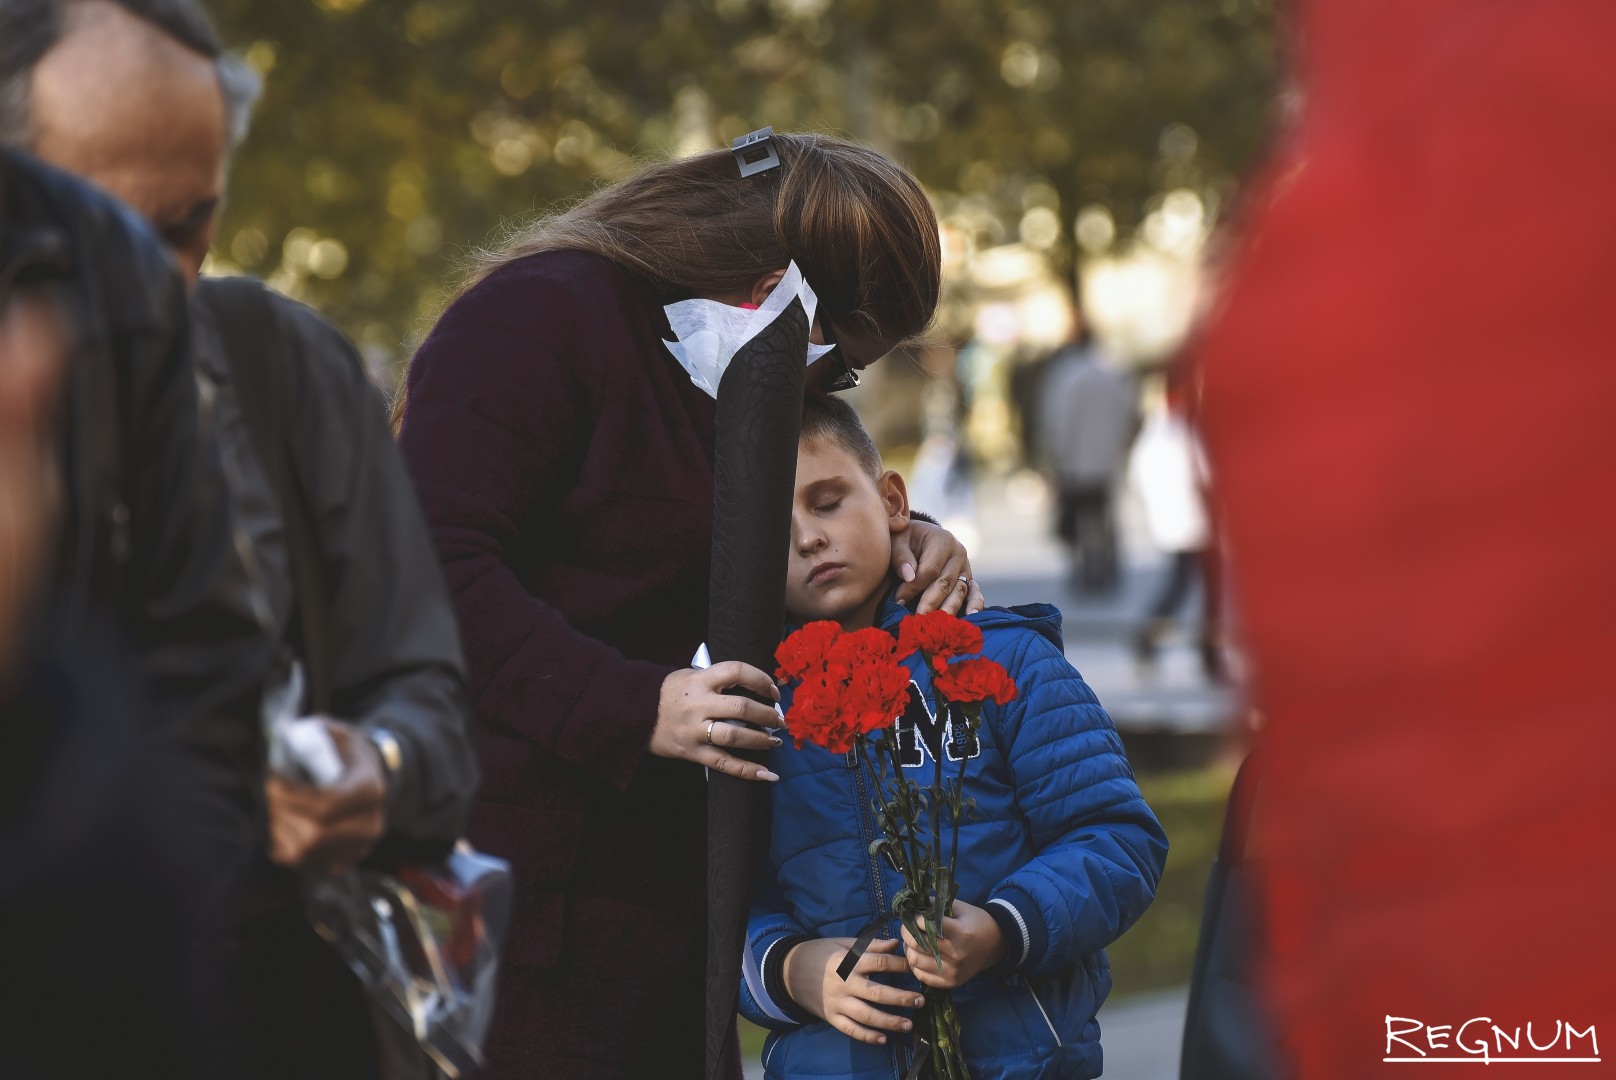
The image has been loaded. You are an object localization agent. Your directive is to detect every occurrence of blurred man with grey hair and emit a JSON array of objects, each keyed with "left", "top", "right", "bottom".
[
  {"left": 0, "top": 0, "right": 259, "bottom": 275},
  {"left": 1, "top": 2, "right": 481, "bottom": 1076}
]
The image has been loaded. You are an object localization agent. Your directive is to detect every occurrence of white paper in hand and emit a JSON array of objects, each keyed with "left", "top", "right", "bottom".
[
  {"left": 662, "top": 261, "right": 835, "bottom": 398},
  {"left": 269, "top": 716, "right": 345, "bottom": 787},
  {"left": 691, "top": 642, "right": 786, "bottom": 728}
]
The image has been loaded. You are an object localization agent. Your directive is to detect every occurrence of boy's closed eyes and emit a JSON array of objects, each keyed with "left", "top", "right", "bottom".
[{"left": 784, "top": 436, "right": 911, "bottom": 632}]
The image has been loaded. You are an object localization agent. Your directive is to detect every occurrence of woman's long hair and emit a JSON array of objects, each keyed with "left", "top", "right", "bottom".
[
  {"left": 393, "top": 133, "right": 940, "bottom": 428},
  {"left": 471, "top": 132, "right": 938, "bottom": 339}
]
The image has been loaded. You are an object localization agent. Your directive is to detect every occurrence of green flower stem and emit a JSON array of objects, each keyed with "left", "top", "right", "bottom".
[
  {"left": 929, "top": 733, "right": 945, "bottom": 960},
  {"left": 855, "top": 709, "right": 973, "bottom": 1078}
]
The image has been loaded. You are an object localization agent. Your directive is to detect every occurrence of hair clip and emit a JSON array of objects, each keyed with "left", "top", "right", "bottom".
[{"left": 731, "top": 126, "right": 781, "bottom": 178}]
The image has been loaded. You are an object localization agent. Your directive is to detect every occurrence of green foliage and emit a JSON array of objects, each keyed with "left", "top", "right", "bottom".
[
  {"left": 1106, "top": 762, "right": 1235, "bottom": 999},
  {"left": 206, "top": 0, "right": 1274, "bottom": 371}
]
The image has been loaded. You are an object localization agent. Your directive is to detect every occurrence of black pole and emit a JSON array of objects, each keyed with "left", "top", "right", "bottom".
[{"left": 704, "top": 298, "right": 807, "bottom": 1080}]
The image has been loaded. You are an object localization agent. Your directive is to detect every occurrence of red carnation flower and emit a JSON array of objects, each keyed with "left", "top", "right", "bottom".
[
  {"left": 932, "top": 657, "right": 1017, "bottom": 706},
  {"left": 896, "top": 611, "right": 984, "bottom": 672},
  {"left": 776, "top": 621, "right": 842, "bottom": 682},
  {"left": 776, "top": 624, "right": 912, "bottom": 753},
  {"left": 783, "top": 672, "right": 843, "bottom": 750},
  {"left": 828, "top": 627, "right": 898, "bottom": 672},
  {"left": 846, "top": 661, "right": 913, "bottom": 736}
]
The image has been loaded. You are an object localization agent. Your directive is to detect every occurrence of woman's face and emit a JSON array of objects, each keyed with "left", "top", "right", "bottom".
[
  {"left": 804, "top": 319, "right": 901, "bottom": 394},
  {"left": 737, "top": 269, "right": 902, "bottom": 392}
]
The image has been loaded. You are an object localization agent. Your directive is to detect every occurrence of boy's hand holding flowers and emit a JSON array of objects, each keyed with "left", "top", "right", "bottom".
[
  {"left": 783, "top": 937, "right": 925, "bottom": 1046},
  {"left": 901, "top": 901, "right": 1007, "bottom": 989}
]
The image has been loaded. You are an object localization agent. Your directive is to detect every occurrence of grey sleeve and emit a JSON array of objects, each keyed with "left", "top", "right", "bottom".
[
  {"left": 124, "top": 268, "right": 274, "bottom": 765},
  {"left": 280, "top": 301, "right": 479, "bottom": 861}
]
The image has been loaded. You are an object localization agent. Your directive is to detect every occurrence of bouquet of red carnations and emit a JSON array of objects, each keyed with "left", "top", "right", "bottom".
[{"left": 775, "top": 612, "right": 1017, "bottom": 1080}]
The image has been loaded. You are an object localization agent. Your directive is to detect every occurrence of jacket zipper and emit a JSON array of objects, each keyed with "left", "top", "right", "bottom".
[
  {"left": 850, "top": 748, "right": 900, "bottom": 1079},
  {"left": 849, "top": 748, "right": 889, "bottom": 934}
]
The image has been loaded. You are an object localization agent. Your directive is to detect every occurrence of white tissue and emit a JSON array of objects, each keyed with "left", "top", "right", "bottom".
[
  {"left": 269, "top": 716, "right": 346, "bottom": 787},
  {"left": 662, "top": 261, "right": 836, "bottom": 399},
  {"left": 263, "top": 661, "right": 346, "bottom": 786},
  {"left": 690, "top": 641, "right": 787, "bottom": 729}
]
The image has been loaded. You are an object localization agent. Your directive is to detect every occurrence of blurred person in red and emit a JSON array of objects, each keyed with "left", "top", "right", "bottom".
[{"left": 1194, "top": 0, "right": 1616, "bottom": 1073}]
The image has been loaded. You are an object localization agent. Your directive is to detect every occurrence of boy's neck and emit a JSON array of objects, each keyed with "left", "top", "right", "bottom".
[
  {"left": 835, "top": 573, "right": 899, "bottom": 633},
  {"left": 786, "top": 576, "right": 898, "bottom": 633}
]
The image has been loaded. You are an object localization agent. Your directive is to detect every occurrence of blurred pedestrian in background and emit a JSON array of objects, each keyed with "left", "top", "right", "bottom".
[
  {"left": 1127, "top": 376, "right": 1221, "bottom": 681},
  {"left": 1039, "top": 318, "right": 1136, "bottom": 596}
]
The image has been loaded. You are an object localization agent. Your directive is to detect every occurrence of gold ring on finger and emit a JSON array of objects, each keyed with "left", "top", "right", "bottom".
[{"left": 706, "top": 720, "right": 716, "bottom": 744}]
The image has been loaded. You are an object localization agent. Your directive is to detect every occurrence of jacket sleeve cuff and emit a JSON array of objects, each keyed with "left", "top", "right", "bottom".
[
  {"left": 352, "top": 723, "right": 448, "bottom": 867},
  {"left": 370, "top": 723, "right": 418, "bottom": 821},
  {"left": 987, "top": 885, "right": 1047, "bottom": 975},
  {"left": 757, "top": 933, "right": 815, "bottom": 1026}
]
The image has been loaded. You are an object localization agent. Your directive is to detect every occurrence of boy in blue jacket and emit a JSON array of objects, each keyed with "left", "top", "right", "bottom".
[{"left": 740, "top": 396, "right": 1168, "bottom": 1080}]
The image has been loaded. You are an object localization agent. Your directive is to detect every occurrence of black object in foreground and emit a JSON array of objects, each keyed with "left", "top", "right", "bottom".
[{"left": 704, "top": 298, "right": 808, "bottom": 1080}]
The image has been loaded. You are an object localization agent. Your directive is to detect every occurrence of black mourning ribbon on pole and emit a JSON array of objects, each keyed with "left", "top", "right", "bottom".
[{"left": 704, "top": 298, "right": 807, "bottom": 1080}]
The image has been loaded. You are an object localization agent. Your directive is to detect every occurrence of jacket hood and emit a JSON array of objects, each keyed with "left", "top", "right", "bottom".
[{"left": 873, "top": 589, "right": 1066, "bottom": 654}]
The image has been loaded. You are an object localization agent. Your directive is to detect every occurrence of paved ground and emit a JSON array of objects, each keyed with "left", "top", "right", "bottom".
[
  {"left": 949, "top": 469, "right": 1239, "bottom": 737},
  {"left": 1096, "top": 987, "right": 1192, "bottom": 1079},
  {"left": 743, "top": 988, "right": 1190, "bottom": 1079}
]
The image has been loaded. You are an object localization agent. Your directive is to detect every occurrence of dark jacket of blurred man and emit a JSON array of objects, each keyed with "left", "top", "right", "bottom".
[
  {"left": 2, "top": 141, "right": 253, "bottom": 1080},
  {"left": 1, "top": 2, "right": 481, "bottom": 1077}
]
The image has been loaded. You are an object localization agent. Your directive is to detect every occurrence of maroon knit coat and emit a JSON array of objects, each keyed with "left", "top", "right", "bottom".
[{"left": 398, "top": 251, "right": 717, "bottom": 1078}]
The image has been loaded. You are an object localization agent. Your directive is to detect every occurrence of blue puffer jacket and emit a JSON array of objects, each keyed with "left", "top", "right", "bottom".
[{"left": 741, "top": 597, "right": 1168, "bottom": 1080}]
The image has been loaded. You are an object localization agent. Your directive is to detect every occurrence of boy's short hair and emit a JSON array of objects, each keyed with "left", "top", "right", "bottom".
[{"left": 801, "top": 394, "right": 882, "bottom": 478}]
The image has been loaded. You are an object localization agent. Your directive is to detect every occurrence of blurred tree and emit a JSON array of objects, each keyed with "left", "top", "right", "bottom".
[{"left": 206, "top": 0, "right": 1274, "bottom": 375}]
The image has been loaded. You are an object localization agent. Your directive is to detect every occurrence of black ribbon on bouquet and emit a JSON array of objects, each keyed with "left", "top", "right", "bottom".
[
  {"left": 703, "top": 297, "right": 807, "bottom": 1080},
  {"left": 840, "top": 920, "right": 930, "bottom": 1080},
  {"left": 905, "top": 1038, "right": 931, "bottom": 1080},
  {"left": 836, "top": 916, "right": 890, "bottom": 981},
  {"left": 840, "top": 921, "right": 930, "bottom": 1080}
]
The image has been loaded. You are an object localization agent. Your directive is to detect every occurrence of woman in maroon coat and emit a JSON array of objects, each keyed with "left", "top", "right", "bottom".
[{"left": 396, "top": 133, "right": 979, "bottom": 1078}]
